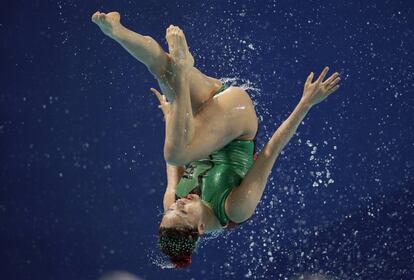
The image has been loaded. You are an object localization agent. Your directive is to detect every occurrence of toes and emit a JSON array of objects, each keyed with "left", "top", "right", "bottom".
[
  {"left": 166, "top": 25, "right": 175, "bottom": 35},
  {"left": 172, "top": 27, "right": 179, "bottom": 37},
  {"left": 98, "top": 13, "right": 106, "bottom": 21},
  {"left": 177, "top": 29, "right": 189, "bottom": 48},
  {"left": 92, "top": 13, "right": 97, "bottom": 22},
  {"left": 166, "top": 25, "right": 179, "bottom": 48},
  {"left": 165, "top": 25, "right": 190, "bottom": 57},
  {"left": 166, "top": 25, "right": 181, "bottom": 37},
  {"left": 173, "top": 26, "right": 181, "bottom": 36},
  {"left": 92, "top": 11, "right": 100, "bottom": 22},
  {"left": 108, "top": 11, "right": 120, "bottom": 17}
]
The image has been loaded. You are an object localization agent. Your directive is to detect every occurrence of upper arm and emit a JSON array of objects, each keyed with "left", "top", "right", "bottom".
[
  {"left": 224, "top": 157, "right": 271, "bottom": 223},
  {"left": 224, "top": 185, "right": 260, "bottom": 224},
  {"left": 224, "top": 134, "right": 283, "bottom": 223}
]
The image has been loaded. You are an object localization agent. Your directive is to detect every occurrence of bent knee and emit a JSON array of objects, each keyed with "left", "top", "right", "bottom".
[
  {"left": 147, "top": 63, "right": 168, "bottom": 80},
  {"left": 145, "top": 42, "right": 170, "bottom": 79}
]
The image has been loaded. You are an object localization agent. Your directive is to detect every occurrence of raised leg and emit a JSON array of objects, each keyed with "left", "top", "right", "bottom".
[
  {"left": 161, "top": 26, "right": 258, "bottom": 166},
  {"left": 91, "top": 11, "right": 221, "bottom": 104},
  {"left": 91, "top": 13, "right": 256, "bottom": 165},
  {"left": 162, "top": 25, "right": 195, "bottom": 165},
  {"left": 91, "top": 11, "right": 169, "bottom": 78}
]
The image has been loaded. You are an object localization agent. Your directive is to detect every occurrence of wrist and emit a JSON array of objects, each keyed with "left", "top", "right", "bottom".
[{"left": 298, "top": 99, "right": 313, "bottom": 110}]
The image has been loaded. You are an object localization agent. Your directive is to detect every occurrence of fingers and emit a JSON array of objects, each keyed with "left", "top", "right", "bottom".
[
  {"left": 316, "top": 66, "right": 329, "bottom": 84},
  {"left": 323, "top": 72, "right": 339, "bottom": 85},
  {"left": 326, "top": 84, "right": 340, "bottom": 95},
  {"left": 329, "top": 77, "right": 341, "bottom": 87},
  {"left": 150, "top": 87, "right": 164, "bottom": 103},
  {"left": 305, "top": 72, "right": 314, "bottom": 87}
]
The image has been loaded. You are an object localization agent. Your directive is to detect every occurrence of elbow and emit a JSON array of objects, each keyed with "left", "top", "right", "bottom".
[
  {"left": 228, "top": 210, "right": 254, "bottom": 224},
  {"left": 225, "top": 202, "right": 255, "bottom": 224}
]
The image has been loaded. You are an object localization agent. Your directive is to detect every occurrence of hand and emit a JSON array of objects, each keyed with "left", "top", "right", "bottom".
[
  {"left": 150, "top": 88, "right": 170, "bottom": 121},
  {"left": 300, "top": 66, "right": 341, "bottom": 107}
]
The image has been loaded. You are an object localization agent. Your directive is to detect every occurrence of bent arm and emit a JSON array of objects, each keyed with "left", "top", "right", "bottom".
[
  {"left": 225, "top": 101, "right": 311, "bottom": 223},
  {"left": 160, "top": 115, "right": 186, "bottom": 211},
  {"left": 163, "top": 162, "right": 185, "bottom": 212}
]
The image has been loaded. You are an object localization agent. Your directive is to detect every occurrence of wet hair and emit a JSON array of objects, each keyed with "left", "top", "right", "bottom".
[{"left": 158, "top": 226, "right": 200, "bottom": 268}]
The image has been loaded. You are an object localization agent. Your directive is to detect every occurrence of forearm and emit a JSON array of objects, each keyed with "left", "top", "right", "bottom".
[
  {"left": 163, "top": 162, "right": 185, "bottom": 211},
  {"left": 249, "top": 101, "right": 310, "bottom": 184},
  {"left": 269, "top": 101, "right": 312, "bottom": 157},
  {"left": 166, "top": 162, "right": 185, "bottom": 186},
  {"left": 163, "top": 76, "right": 195, "bottom": 164},
  {"left": 112, "top": 25, "right": 168, "bottom": 69}
]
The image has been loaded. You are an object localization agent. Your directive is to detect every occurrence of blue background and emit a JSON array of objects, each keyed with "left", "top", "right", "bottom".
[{"left": 1, "top": 0, "right": 413, "bottom": 279}]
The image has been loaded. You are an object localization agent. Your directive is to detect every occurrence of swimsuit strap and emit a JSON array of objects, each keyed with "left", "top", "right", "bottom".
[{"left": 213, "top": 84, "right": 227, "bottom": 96}]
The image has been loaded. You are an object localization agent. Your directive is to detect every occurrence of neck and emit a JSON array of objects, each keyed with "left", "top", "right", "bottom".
[{"left": 199, "top": 201, "right": 222, "bottom": 232}]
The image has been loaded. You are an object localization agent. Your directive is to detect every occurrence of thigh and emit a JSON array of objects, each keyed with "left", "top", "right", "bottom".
[{"left": 183, "top": 87, "right": 258, "bottom": 163}]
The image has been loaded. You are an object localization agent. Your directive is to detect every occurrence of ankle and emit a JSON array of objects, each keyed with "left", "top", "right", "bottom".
[{"left": 109, "top": 24, "right": 125, "bottom": 40}]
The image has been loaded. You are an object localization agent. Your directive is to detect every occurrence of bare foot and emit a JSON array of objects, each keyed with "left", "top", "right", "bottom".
[
  {"left": 165, "top": 25, "right": 194, "bottom": 73},
  {"left": 91, "top": 11, "right": 122, "bottom": 38}
]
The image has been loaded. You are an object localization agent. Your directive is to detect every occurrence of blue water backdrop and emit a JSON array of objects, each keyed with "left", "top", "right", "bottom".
[{"left": 1, "top": 0, "right": 413, "bottom": 279}]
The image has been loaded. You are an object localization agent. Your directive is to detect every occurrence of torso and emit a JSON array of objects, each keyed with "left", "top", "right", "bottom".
[
  {"left": 175, "top": 137, "right": 256, "bottom": 229},
  {"left": 176, "top": 105, "right": 256, "bottom": 230},
  {"left": 165, "top": 69, "right": 258, "bottom": 230}
]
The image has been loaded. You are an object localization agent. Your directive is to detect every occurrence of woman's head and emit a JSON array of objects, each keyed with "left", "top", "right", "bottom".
[
  {"left": 158, "top": 194, "right": 205, "bottom": 268},
  {"left": 158, "top": 226, "right": 198, "bottom": 268}
]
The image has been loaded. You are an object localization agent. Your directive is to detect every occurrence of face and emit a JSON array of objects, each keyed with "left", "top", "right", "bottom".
[{"left": 160, "top": 194, "right": 204, "bottom": 233}]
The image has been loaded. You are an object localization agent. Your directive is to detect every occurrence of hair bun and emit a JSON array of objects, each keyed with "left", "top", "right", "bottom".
[{"left": 171, "top": 255, "right": 192, "bottom": 268}]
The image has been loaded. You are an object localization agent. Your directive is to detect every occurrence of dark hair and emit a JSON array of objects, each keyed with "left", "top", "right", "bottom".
[{"left": 158, "top": 226, "right": 200, "bottom": 268}]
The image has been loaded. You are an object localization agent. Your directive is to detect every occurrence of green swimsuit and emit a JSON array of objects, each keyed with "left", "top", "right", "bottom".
[{"left": 175, "top": 85, "right": 258, "bottom": 228}]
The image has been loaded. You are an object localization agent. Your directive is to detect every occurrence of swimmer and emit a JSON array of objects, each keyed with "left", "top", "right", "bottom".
[{"left": 92, "top": 11, "right": 341, "bottom": 268}]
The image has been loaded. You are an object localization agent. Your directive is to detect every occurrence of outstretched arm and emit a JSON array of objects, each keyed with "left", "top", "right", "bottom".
[{"left": 225, "top": 67, "right": 341, "bottom": 223}]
